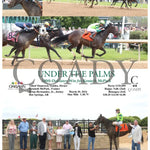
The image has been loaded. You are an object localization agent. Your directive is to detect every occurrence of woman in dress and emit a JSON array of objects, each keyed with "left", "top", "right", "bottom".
[
  {"left": 6, "top": 120, "right": 17, "bottom": 150},
  {"left": 47, "top": 121, "right": 54, "bottom": 150},
  {"left": 55, "top": 126, "right": 63, "bottom": 150}
]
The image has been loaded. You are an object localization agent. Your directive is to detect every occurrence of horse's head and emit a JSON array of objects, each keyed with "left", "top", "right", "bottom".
[
  {"left": 94, "top": 114, "right": 104, "bottom": 125},
  {"left": 39, "top": 25, "right": 48, "bottom": 36},
  {"left": 48, "top": 28, "right": 63, "bottom": 39},
  {"left": 107, "top": 23, "right": 119, "bottom": 37},
  {"left": 8, "top": 0, "right": 22, "bottom": 8},
  {"left": 33, "top": 25, "right": 40, "bottom": 32}
]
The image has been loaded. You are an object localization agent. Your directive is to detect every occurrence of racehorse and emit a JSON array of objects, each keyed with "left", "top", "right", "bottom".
[
  {"left": 127, "top": 0, "right": 138, "bottom": 7},
  {"left": 94, "top": 114, "right": 143, "bottom": 150},
  {"left": 111, "top": 0, "right": 138, "bottom": 8},
  {"left": 84, "top": 0, "right": 98, "bottom": 8},
  {"left": 8, "top": 0, "right": 42, "bottom": 16},
  {"left": 111, "top": 0, "right": 128, "bottom": 7},
  {"left": 4, "top": 27, "right": 63, "bottom": 63},
  {"left": 3, "top": 25, "right": 40, "bottom": 65},
  {"left": 52, "top": 23, "right": 119, "bottom": 60}
]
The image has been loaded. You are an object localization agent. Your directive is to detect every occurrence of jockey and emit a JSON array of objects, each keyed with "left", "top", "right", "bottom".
[
  {"left": 12, "top": 22, "right": 32, "bottom": 43},
  {"left": 15, "top": 22, "right": 32, "bottom": 31},
  {"left": 44, "top": 22, "right": 54, "bottom": 32},
  {"left": 112, "top": 108, "right": 123, "bottom": 129},
  {"left": 87, "top": 20, "right": 105, "bottom": 40}
]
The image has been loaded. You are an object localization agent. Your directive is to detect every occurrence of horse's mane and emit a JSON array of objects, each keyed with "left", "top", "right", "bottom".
[
  {"left": 24, "top": 0, "right": 41, "bottom": 8},
  {"left": 97, "top": 24, "right": 112, "bottom": 35},
  {"left": 19, "top": 29, "right": 38, "bottom": 34},
  {"left": 103, "top": 116, "right": 113, "bottom": 124}
]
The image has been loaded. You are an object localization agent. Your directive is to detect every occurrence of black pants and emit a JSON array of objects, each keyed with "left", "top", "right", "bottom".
[{"left": 39, "top": 133, "right": 46, "bottom": 150}]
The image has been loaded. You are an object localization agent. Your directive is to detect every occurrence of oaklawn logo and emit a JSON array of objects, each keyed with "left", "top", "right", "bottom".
[{"left": 8, "top": 82, "right": 26, "bottom": 90}]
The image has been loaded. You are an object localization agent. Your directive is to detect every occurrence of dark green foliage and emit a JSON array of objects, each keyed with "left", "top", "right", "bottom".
[
  {"left": 130, "top": 31, "right": 148, "bottom": 53},
  {"left": 41, "top": 17, "right": 100, "bottom": 29},
  {"left": 109, "top": 116, "right": 147, "bottom": 126}
]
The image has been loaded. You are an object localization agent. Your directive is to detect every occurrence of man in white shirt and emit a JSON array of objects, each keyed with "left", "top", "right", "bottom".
[
  {"left": 129, "top": 120, "right": 142, "bottom": 150},
  {"left": 63, "top": 121, "right": 73, "bottom": 150},
  {"left": 38, "top": 118, "right": 47, "bottom": 150}
]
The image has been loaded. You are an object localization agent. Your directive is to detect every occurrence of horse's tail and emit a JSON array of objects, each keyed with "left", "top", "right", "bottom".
[{"left": 52, "top": 34, "right": 70, "bottom": 45}]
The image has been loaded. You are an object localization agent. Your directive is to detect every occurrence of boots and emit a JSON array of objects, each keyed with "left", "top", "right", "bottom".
[{"left": 90, "top": 32, "right": 96, "bottom": 40}]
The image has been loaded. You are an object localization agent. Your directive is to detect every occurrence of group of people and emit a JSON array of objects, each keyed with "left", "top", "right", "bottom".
[{"left": 6, "top": 109, "right": 142, "bottom": 150}]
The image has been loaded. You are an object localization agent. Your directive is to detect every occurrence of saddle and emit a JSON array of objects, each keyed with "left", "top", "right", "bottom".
[
  {"left": 115, "top": 123, "right": 128, "bottom": 133},
  {"left": 82, "top": 32, "right": 96, "bottom": 42},
  {"left": 7, "top": 31, "right": 19, "bottom": 43}
]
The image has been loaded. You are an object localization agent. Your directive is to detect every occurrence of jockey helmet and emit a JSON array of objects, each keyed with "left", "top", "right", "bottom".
[
  {"left": 116, "top": 108, "right": 120, "bottom": 111},
  {"left": 44, "top": 22, "right": 49, "bottom": 26},
  {"left": 99, "top": 20, "right": 105, "bottom": 25}
]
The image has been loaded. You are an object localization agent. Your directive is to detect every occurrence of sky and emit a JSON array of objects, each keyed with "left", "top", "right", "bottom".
[{"left": 2, "top": 92, "right": 148, "bottom": 120}]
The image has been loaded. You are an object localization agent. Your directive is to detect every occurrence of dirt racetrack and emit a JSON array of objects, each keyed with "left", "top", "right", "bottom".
[
  {"left": 2, "top": 58, "right": 147, "bottom": 69},
  {"left": 43, "top": 2, "right": 147, "bottom": 16},
  {"left": 3, "top": 9, "right": 27, "bottom": 16}
]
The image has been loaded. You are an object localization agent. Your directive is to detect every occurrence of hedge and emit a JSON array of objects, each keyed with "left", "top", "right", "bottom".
[
  {"left": 130, "top": 31, "right": 148, "bottom": 53},
  {"left": 109, "top": 116, "right": 147, "bottom": 126}
]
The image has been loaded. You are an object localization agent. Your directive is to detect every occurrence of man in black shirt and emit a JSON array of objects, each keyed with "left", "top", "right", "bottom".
[
  {"left": 88, "top": 122, "right": 98, "bottom": 150},
  {"left": 73, "top": 122, "right": 82, "bottom": 150}
]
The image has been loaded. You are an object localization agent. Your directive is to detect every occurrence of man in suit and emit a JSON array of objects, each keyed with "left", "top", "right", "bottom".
[
  {"left": 129, "top": 120, "right": 142, "bottom": 150},
  {"left": 73, "top": 122, "right": 82, "bottom": 150},
  {"left": 37, "top": 118, "right": 47, "bottom": 150}
]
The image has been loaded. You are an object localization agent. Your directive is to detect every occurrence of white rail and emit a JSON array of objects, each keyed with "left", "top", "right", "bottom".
[{"left": 105, "top": 39, "right": 148, "bottom": 61}]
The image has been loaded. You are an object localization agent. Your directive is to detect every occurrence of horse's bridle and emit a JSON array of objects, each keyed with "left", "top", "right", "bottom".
[{"left": 34, "top": 28, "right": 39, "bottom": 34}]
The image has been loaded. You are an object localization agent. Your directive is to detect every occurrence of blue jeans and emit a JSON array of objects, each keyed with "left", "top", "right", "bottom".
[
  {"left": 88, "top": 136, "right": 95, "bottom": 150},
  {"left": 20, "top": 132, "right": 28, "bottom": 149},
  {"left": 132, "top": 140, "right": 141, "bottom": 150},
  {"left": 64, "top": 134, "right": 71, "bottom": 149}
]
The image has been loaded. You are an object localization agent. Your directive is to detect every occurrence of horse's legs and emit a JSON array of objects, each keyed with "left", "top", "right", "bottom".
[
  {"left": 95, "top": 0, "right": 98, "bottom": 5},
  {"left": 114, "top": 137, "right": 118, "bottom": 150},
  {"left": 84, "top": 0, "right": 87, "bottom": 5},
  {"left": 121, "top": 0, "right": 128, "bottom": 7},
  {"left": 82, "top": 47, "right": 96, "bottom": 60},
  {"left": 11, "top": 49, "right": 21, "bottom": 66},
  {"left": 95, "top": 47, "right": 106, "bottom": 57},
  {"left": 68, "top": 44, "right": 76, "bottom": 60},
  {"left": 5, "top": 47, "right": 16, "bottom": 57},
  {"left": 89, "top": 0, "right": 94, "bottom": 7},
  {"left": 46, "top": 48, "right": 52, "bottom": 62},
  {"left": 47, "top": 45, "right": 62, "bottom": 60},
  {"left": 15, "top": 49, "right": 25, "bottom": 59},
  {"left": 109, "top": 137, "right": 112, "bottom": 150},
  {"left": 76, "top": 43, "right": 83, "bottom": 58},
  {"left": 135, "top": 0, "right": 138, "bottom": 7}
]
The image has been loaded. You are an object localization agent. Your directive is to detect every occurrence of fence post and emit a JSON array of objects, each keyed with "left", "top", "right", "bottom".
[{"left": 138, "top": 43, "right": 141, "bottom": 61}]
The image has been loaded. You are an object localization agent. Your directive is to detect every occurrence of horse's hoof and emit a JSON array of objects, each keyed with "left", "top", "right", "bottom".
[
  {"left": 85, "top": 58, "right": 88, "bottom": 61},
  {"left": 89, "top": 5, "right": 93, "bottom": 8}
]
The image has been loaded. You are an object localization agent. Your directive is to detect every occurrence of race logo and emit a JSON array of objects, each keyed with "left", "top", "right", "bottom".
[{"left": 8, "top": 82, "right": 26, "bottom": 90}]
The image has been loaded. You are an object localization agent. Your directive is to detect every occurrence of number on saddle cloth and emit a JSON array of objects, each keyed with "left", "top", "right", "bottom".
[
  {"left": 7, "top": 32, "right": 19, "bottom": 42},
  {"left": 115, "top": 123, "right": 128, "bottom": 132},
  {"left": 82, "top": 32, "right": 96, "bottom": 41}
]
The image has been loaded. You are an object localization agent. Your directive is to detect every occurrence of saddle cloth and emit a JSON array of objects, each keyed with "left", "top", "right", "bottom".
[
  {"left": 82, "top": 32, "right": 96, "bottom": 41},
  {"left": 115, "top": 123, "right": 128, "bottom": 132},
  {"left": 7, "top": 31, "right": 19, "bottom": 42}
]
